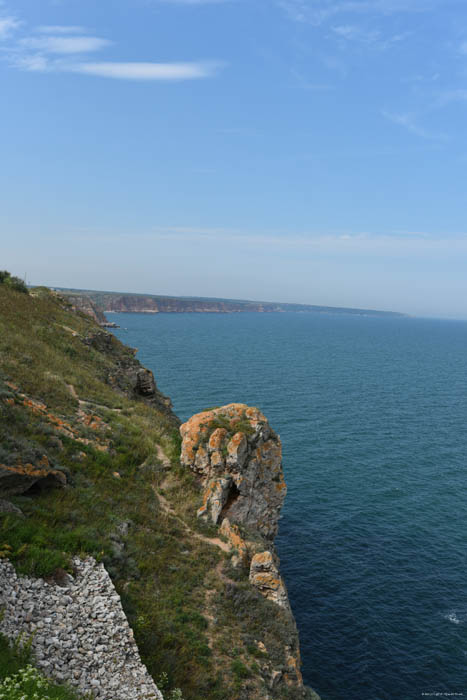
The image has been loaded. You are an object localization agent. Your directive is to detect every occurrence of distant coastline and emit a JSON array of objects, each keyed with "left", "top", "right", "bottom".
[{"left": 56, "top": 287, "right": 406, "bottom": 319}]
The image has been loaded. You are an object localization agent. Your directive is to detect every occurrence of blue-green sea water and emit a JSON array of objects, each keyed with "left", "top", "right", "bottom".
[{"left": 111, "top": 312, "right": 467, "bottom": 700}]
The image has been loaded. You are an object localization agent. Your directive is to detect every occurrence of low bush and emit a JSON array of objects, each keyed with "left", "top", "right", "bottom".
[
  {"left": 0, "top": 635, "right": 85, "bottom": 699},
  {"left": 0, "top": 271, "right": 28, "bottom": 295}
]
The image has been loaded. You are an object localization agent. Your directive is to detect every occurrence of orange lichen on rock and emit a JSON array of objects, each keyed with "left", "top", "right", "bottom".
[
  {"left": 249, "top": 551, "right": 290, "bottom": 609},
  {"left": 16, "top": 389, "right": 110, "bottom": 451},
  {"left": 220, "top": 518, "right": 249, "bottom": 567},
  {"left": 0, "top": 462, "right": 67, "bottom": 498},
  {"left": 23, "top": 397, "right": 47, "bottom": 414},
  {"left": 208, "top": 428, "right": 227, "bottom": 451},
  {"left": 180, "top": 403, "right": 286, "bottom": 539},
  {"left": 284, "top": 646, "right": 304, "bottom": 686}
]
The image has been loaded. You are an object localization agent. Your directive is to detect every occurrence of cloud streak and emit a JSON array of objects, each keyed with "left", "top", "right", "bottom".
[
  {"left": 278, "top": 0, "right": 438, "bottom": 25},
  {"left": 382, "top": 110, "right": 447, "bottom": 140},
  {"left": 19, "top": 35, "right": 111, "bottom": 54},
  {"left": 71, "top": 61, "right": 221, "bottom": 80},
  {"left": 5, "top": 20, "right": 223, "bottom": 82},
  {"left": 35, "top": 25, "right": 88, "bottom": 34}
]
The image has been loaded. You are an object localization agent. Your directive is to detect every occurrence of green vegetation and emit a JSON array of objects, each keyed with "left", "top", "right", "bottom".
[
  {"left": 0, "top": 282, "right": 308, "bottom": 700},
  {"left": 0, "top": 634, "right": 86, "bottom": 699},
  {"left": 0, "top": 271, "right": 28, "bottom": 295}
]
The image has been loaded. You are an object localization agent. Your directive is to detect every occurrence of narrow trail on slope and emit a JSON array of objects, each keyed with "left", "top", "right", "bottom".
[
  {"left": 154, "top": 466, "right": 231, "bottom": 554},
  {"left": 155, "top": 485, "right": 231, "bottom": 553},
  {"left": 66, "top": 383, "right": 124, "bottom": 413}
]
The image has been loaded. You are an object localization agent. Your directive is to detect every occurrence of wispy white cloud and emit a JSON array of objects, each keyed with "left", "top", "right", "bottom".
[
  {"left": 35, "top": 25, "right": 88, "bottom": 34},
  {"left": 382, "top": 110, "right": 447, "bottom": 140},
  {"left": 70, "top": 61, "right": 221, "bottom": 80},
  {"left": 6, "top": 18, "right": 222, "bottom": 82},
  {"left": 278, "top": 0, "right": 437, "bottom": 25},
  {"left": 12, "top": 53, "right": 50, "bottom": 72},
  {"left": 332, "top": 23, "right": 409, "bottom": 49},
  {"left": 0, "top": 15, "right": 20, "bottom": 39},
  {"left": 332, "top": 24, "right": 381, "bottom": 43},
  {"left": 19, "top": 35, "right": 111, "bottom": 54}
]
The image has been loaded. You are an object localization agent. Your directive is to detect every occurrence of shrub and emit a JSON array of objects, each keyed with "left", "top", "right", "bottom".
[
  {"left": 0, "top": 665, "right": 84, "bottom": 699},
  {"left": 230, "top": 659, "right": 251, "bottom": 680},
  {"left": 0, "top": 271, "right": 28, "bottom": 294}
]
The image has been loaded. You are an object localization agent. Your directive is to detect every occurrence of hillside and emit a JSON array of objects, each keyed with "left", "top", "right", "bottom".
[
  {"left": 59, "top": 287, "right": 405, "bottom": 318},
  {"left": 0, "top": 283, "right": 319, "bottom": 700}
]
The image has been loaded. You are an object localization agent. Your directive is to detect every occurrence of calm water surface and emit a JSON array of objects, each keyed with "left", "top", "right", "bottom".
[{"left": 112, "top": 312, "right": 467, "bottom": 700}]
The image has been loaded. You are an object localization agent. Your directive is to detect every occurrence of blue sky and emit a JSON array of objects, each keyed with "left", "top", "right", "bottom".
[{"left": 2, "top": 0, "right": 467, "bottom": 317}]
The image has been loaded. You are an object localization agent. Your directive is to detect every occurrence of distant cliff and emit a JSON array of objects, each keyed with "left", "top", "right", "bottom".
[
  {"left": 60, "top": 288, "right": 405, "bottom": 318},
  {"left": 65, "top": 294, "right": 119, "bottom": 328}
]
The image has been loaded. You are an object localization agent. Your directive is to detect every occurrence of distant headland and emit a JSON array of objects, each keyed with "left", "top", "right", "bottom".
[{"left": 56, "top": 287, "right": 406, "bottom": 322}]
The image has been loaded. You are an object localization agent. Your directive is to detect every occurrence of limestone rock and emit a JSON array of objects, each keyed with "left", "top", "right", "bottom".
[
  {"left": 197, "top": 476, "right": 232, "bottom": 523},
  {"left": 249, "top": 551, "right": 290, "bottom": 609},
  {"left": 180, "top": 403, "right": 286, "bottom": 539},
  {"left": 136, "top": 368, "right": 157, "bottom": 398},
  {"left": 0, "top": 499, "right": 24, "bottom": 517},
  {"left": 220, "top": 517, "right": 249, "bottom": 567},
  {"left": 0, "top": 460, "right": 67, "bottom": 498}
]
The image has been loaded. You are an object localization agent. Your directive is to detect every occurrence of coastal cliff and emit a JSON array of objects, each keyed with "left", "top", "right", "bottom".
[
  {"left": 61, "top": 288, "right": 405, "bottom": 318},
  {"left": 0, "top": 282, "right": 319, "bottom": 699}
]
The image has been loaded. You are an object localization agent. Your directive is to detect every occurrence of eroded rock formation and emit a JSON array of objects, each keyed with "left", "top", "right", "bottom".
[
  {"left": 180, "top": 403, "right": 314, "bottom": 697},
  {"left": 180, "top": 403, "right": 286, "bottom": 540},
  {"left": 249, "top": 551, "right": 290, "bottom": 610},
  {"left": 180, "top": 404, "right": 294, "bottom": 609}
]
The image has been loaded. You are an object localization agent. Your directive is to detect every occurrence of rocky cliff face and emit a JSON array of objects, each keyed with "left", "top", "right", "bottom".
[
  {"left": 61, "top": 289, "right": 405, "bottom": 318},
  {"left": 65, "top": 294, "right": 110, "bottom": 325},
  {"left": 180, "top": 404, "right": 315, "bottom": 696},
  {"left": 180, "top": 404, "right": 286, "bottom": 539}
]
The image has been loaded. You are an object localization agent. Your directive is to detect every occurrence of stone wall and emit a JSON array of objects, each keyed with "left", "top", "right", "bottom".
[{"left": 0, "top": 557, "right": 163, "bottom": 700}]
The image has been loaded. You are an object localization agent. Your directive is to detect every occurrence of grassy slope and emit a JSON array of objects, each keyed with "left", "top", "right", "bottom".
[{"left": 0, "top": 286, "right": 309, "bottom": 700}]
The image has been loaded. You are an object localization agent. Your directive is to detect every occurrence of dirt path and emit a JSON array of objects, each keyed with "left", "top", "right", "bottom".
[{"left": 154, "top": 478, "right": 230, "bottom": 554}]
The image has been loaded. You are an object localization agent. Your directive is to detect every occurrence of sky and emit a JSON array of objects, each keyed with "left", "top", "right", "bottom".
[{"left": 2, "top": 0, "right": 467, "bottom": 317}]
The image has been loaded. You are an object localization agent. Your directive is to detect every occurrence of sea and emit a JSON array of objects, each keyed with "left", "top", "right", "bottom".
[{"left": 111, "top": 312, "right": 467, "bottom": 700}]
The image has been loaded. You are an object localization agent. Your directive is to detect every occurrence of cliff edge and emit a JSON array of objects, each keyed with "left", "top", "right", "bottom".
[
  {"left": 0, "top": 282, "right": 320, "bottom": 700},
  {"left": 179, "top": 404, "right": 314, "bottom": 696}
]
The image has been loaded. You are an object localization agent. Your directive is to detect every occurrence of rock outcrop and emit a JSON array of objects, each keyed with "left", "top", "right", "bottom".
[
  {"left": 180, "top": 403, "right": 286, "bottom": 540},
  {"left": 249, "top": 551, "right": 290, "bottom": 610},
  {"left": 82, "top": 329, "right": 177, "bottom": 422},
  {"left": 180, "top": 403, "right": 313, "bottom": 695},
  {"left": 0, "top": 460, "right": 67, "bottom": 498},
  {"left": 65, "top": 294, "right": 111, "bottom": 326},
  {"left": 180, "top": 404, "right": 291, "bottom": 610}
]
